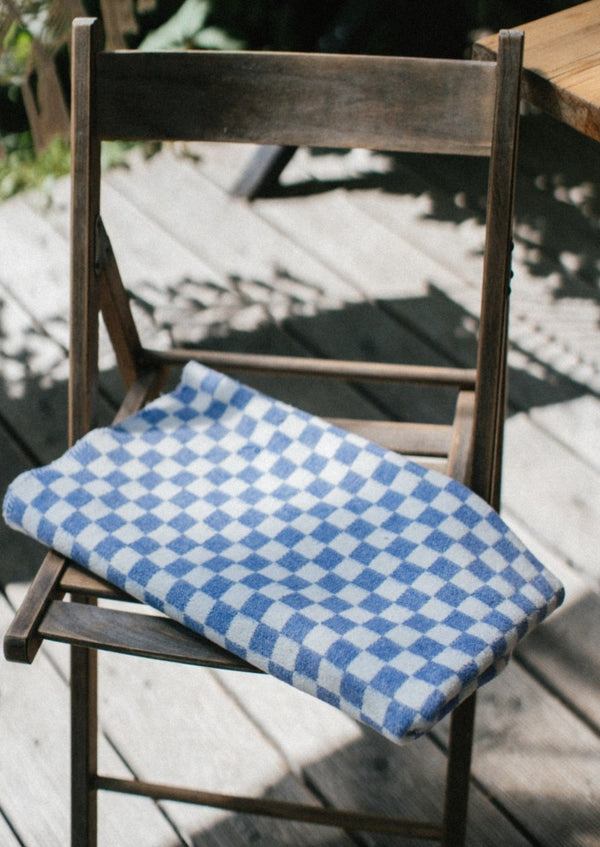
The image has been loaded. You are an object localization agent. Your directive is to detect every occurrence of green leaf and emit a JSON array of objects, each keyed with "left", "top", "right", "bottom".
[
  {"left": 0, "top": 133, "right": 70, "bottom": 201},
  {"left": 192, "top": 26, "right": 244, "bottom": 50},
  {"left": 12, "top": 28, "right": 33, "bottom": 65},
  {"left": 139, "top": 0, "right": 210, "bottom": 50}
]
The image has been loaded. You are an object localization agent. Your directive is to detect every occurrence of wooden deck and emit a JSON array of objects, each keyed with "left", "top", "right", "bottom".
[{"left": 1, "top": 108, "right": 599, "bottom": 846}]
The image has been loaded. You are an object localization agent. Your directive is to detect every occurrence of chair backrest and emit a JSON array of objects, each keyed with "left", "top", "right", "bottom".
[{"left": 70, "top": 17, "right": 523, "bottom": 510}]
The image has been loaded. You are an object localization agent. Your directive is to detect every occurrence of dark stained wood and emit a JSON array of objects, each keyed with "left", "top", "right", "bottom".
[
  {"left": 470, "top": 29, "right": 523, "bottom": 509},
  {"left": 3, "top": 550, "right": 66, "bottom": 664},
  {"left": 96, "top": 217, "right": 144, "bottom": 390},
  {"left": 69, "top": 26, "right": 104, "bottom": 844},
  {"left": 40, "top": 602, "right": 258, "bottom": 670},
  {"left": 441, "top": 695, "right": 477, "bottom": 847},
  {"left": 95, "top": 50, "right": 498, "bottom": 156},
  {"left": 111, "top": 366, "right": 167, "bottom": 424},
  {"left": 446, "top": 391, "right": 475, "bottom": 485},
  {"left": 60, "top": 567, "right": 128, "bottom": 600},
  {"left": 69, "top": 18, "right": 103, "bottom": 444},
  {"left": 149, "top": 346, "right": 478, "bottom": 387},
  {"left": 95, "top": 775, "right": 443, "bottom": 839},
  {"left": 71, "top": 632, "right": 98, "bottom": 847}
]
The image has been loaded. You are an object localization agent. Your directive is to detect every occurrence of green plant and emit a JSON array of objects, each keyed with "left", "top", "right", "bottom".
[{"left": 0, "top": 131, "right": 69, "bottom": 199}]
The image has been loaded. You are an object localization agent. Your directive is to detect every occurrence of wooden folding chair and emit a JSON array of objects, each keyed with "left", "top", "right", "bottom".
[{"left": 4, "top": 18, "right": 525, "bottom": 847}]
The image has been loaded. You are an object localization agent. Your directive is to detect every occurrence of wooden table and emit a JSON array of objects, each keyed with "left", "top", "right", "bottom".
[{"left": 474, "top": 0, "right": 600, "bottom": 141}]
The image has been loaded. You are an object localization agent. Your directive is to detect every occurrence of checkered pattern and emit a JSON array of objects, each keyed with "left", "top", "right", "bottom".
[{"left": 3, "top": 361, "right": 563, "bottom": 742}]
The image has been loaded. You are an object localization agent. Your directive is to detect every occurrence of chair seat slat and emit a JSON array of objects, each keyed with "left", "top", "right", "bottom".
[{"left": 40, "top": 601, "right": 257, "bottom": 670}]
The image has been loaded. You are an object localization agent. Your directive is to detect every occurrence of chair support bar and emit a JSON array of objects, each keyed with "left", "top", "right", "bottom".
[
  {"left": 147, "top": 348, "right": 478, "bottom": 388},
  {"left": 95, "top": 775, "right": 443, "bottom": 839},
  {"left": 40, "top": 601, "right": 258, "bottom": 670}
]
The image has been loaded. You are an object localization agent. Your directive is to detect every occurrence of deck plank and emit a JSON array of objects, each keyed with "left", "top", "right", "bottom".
[
  {"left": 216, "top": 671, "right": 533, "bottom": 847},
  {"left": 462, "top": 662, "right": 600, "bottom": 847},
  {"left": 4, "top": 584, "right": 354, "bottom": 846},
  {"left": 503, "top": 412, "right": 600, "bottom": 583},
  {"left": 0, "top": 812, "right": 22, "bottom": 846},
  {"left": 0, "top": 195, "right": 70, "bottom": 350},
  {"left": 93, "top": 650, "right": 355, "bottom": 845},
  {"left": 516, "top": 575, "right": 600, "bottom": 733},
  {"left": 104, "top": 148, "right": 362, "bottom": 306},
  {"left": 0, "top": 593, "right": 184, "bottom": 847}
]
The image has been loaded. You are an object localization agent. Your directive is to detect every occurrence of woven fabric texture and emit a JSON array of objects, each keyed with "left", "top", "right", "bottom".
[{"left": 3, "top": 362, "right": 563, "bottom": 742}]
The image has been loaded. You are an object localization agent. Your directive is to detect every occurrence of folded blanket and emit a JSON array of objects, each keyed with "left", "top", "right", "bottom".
[{"left": 3, "top": 361, "right": 563, "bottom": 742}]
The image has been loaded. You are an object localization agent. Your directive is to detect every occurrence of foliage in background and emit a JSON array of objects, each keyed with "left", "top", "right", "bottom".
[
  {"left": 0, "top": 0, "right": 584, "bottom": 199},
  {"left": 0, "top": 131, "right": 68, "bottom": 199}
]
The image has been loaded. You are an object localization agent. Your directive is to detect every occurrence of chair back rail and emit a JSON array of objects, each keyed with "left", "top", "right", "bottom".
[{"left": 93, "top": 48, "right": 499, "bottom": 156}]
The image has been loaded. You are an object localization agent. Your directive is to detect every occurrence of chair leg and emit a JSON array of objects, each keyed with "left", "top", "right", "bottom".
[
  {"left": 230, "top": 145, "right": 296, "bottom": 199},
  {"left": 71, "top": 641, "right": 98, "bottom": 847},
  {"left": 440, "top": 693, "right": 477, "bottom": 847}
]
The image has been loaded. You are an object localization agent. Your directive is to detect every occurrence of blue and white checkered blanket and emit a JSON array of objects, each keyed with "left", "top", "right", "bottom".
[{"left": 3, "top": 362, "right": 563, "bottom": 742}]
